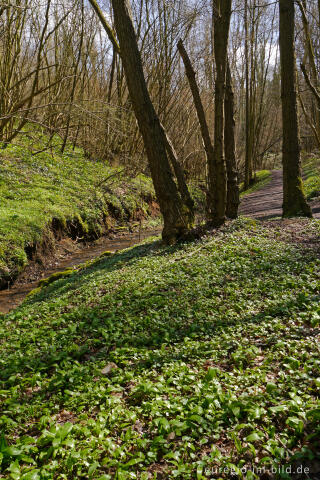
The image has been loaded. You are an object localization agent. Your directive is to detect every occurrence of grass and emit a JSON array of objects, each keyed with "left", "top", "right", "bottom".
[
  {"left": 0, "top": 131, "right": 156, "bottom": 286},
  {"left": 1, "top": 217, "right": 320, "bottom": 479},
  {"left": 303, "top": 155, "right": 320, "bottom": 201},
  {"left": 240, "top": 171, "right": 272, "bottom": 198}
]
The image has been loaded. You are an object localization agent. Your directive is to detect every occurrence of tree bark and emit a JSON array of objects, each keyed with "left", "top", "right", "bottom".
[
  {"left": 297, "top": 1, "right": 320, "bottom": 147},
  {"left": 244, "top": 0, "right": 253, "bottom": 189},
  {"left": 111, "top": 0, "right": 194, "bottom": 243},
  {"left": 177, "top": 39, "right": 215, "bottom": 217},
  {"left": 88, "top": 0, "right": 120, "bottom": 54},
  {"left": 279, "top": 0, "right": 312, "bottom": 218},
  {"left": 225, "top": 60, "right": 240, "bottom": 219},
  {"left": 212, "top": 0, "right": 232, "bottom": 225}
]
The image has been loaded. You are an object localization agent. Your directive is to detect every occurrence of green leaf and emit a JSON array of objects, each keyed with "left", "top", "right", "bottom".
[
  {"left": 21, "top": 470, "right": 40, "bottom": 480},
  {"left": 188, "top": 415, "right": 203, "bottom": 424},
  {"left": 57, "top": 422, "right": 73, "bottom": 440},
  {"left": 246, "top": 432, "right": 262, "bottom": 443},
  {"left": 0, "top": 434, "right": 8, "bottom": 453},
  {"left": 269, "top": 405, "right": 288, "bottom": 413},
  {"left": 88, "top": 462, "right": 100, "bottom": 476},
  {"left": 5, "top": 446, "right": 23, "bottom": 457},
  {"left": 124, "top": 452, "right": 145, "bottom": 467},
  {"left": 266, "top": 383, "right": 278, "bottom": 394},
  {"left": 204, "top": 368, "right": 218, "bottom": 382},
  {"left": 284, "top": 357, "right": 300, "bottom": 370},
  {"left": 307, "top": 408, "right": 320, "bottom": 420},
  {"left": 8, "top": 460, "right": 20, "bottom": 474},
  {"left": 286, "top": 417, "right": 304, "bottom": 433}
]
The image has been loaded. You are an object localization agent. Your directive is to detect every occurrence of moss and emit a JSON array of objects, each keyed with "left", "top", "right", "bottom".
[
  {"left": 38, "top": 269, "right": 75, "bottom": 288},
  {"left": 99, "top": 251, "right": 114, "bottom": 258},
  {"left": 240, "top": 170, "right": 271, "bottom": 197},
  {"left": 303, "top": 156, "right": 320, "bottom": 200},
  {"left": 26, "top": 287, "right": 42, "bottom": 298},
  {"left": 114, "top": 226, "right": 129, "bottom": 231},
  {"left": 283, "top": 177, "right": 312, "bottom": 218},
  {"left": 0, "top": 127, "right": 157, "bottom": 286}
]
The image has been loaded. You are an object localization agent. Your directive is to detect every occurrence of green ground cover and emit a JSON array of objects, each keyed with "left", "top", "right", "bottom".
[
  {"left": 1, "top": 218, "right": 319, "bottom": 479},
  {"left": 240, "top": 171, "right": 272, "bottom": 198},
  {"left": 303, "top": 156, "right": 320, "bottom": 201},
  {"left": 0, "top": 133, "right": 156, "bottom": 286},
  {"left": 0, "top": 126, "right": 273, "bottom": 288}
]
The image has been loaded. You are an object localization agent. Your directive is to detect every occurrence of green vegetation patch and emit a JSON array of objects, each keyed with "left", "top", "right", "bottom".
[
  {"left": 37, "top": 270, "right": 76, "bottom": 288},
  {"left": 303, "top": 155, "right": 320, "bottom": 201},
  {"left": 0, "top": 132, "right": 155, "bottom": 286},
  {"left": 240, "top": 170, "right": 272, "bottom": 197},
  {"left": 1, "top": 218, "right": 320, "bottom": 479}
]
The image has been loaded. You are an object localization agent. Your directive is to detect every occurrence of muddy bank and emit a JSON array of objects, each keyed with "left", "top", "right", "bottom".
[
  {"left": 0, "top": 194, "right": 160, "bottom": 291},
  {"left": 0, "top": 227, "right": 160, "bottom": 314}
]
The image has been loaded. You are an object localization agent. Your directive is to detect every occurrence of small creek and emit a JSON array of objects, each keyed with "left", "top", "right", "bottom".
[{"left": 0, "top": 229, "right": 160, "bottom": 315}]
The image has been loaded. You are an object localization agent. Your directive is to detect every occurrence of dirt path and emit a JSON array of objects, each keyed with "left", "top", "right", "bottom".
[{"left": 240, "top": 170, "right": 320, "bottom": 219}]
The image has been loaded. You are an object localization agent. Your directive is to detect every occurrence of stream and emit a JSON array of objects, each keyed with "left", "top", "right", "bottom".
[{"left": 0, "top": 229, "right": 160, "bottom": 315}]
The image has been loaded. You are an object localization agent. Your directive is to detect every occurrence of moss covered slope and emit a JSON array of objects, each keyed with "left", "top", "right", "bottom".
[
  {"left": 0, "top": 134, "right": 156, "bottom": 286},
  {"left": 303, "top": 155, "right": 320, "bottom": 201}
]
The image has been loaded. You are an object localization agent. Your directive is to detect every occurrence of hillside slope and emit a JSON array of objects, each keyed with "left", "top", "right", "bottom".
[
  {"left": 1, "top": 218, "right": 319, "bottom": 479},
  {"left": 0, "top": 133, "right": 156, "bottom": 288},
  {"left": 304, "top": 155, "right": 320, "bottom": 201}
]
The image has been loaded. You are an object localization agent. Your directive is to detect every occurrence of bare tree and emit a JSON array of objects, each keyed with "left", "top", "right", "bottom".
[
  {"left": 108, "top": 0, "right": 194, "bottom": 243},
  {"left": 279, "top": 0, "right": 312, "bottom": 217},
  {"left": 212, "top": 0, "right": 232, "bottom": 225},
  {"left": 225, "top": 60, "right": 240, "bottom": 218},
  {"left": 177, "top": 38, "right": 215, "bottom": 217}
]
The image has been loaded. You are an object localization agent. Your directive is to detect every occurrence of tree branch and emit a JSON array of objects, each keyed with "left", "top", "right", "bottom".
[{"left": 87, "top": 0, "right": 120, "bottom": 55}]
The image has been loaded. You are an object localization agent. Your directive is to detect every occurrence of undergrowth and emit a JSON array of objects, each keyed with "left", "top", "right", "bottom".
[
  {"left": 303, "top": 155, "right": 320, "bottom": 201},
  {"left": 240, "top": 171, "right": 271, "bottom": 197},
  {"left": 0, "top": 130, "right": 156, "bottom": 286},
  {"left": 0, "top": 218, "right": 319, "bottom": 479}
]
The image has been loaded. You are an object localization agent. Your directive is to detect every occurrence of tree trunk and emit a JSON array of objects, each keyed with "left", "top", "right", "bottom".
[
  {"left": 111, "top": 0, "right": 194, "bottom": 243},
  {"left": 244, "top": 0, "right": 254, "bottom": 189},
  {"left": 61, "top": 0, "right": 84, "bottom": 154},
  {"left": 88, "top": 0, "right": 120, "bottom": 54},
  {"left": 279, "top": 0, "right": 312, "bottom": 218},
  {"left": 298, "top": 0, "right": 320, "bottom": 148},
  {"left": 177, "top": 39, "right": 215, "bottom": 217},
  {"left": 212, "top": 0, "right": 232, "bottom": 225},
  {"left": 225, "top": 60, "right": 240, "bottom": 219}
]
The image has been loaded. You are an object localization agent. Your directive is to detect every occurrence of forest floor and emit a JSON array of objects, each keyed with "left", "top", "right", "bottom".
[{"left": 1, "top": 165, "right": 320, "bottom": 479}]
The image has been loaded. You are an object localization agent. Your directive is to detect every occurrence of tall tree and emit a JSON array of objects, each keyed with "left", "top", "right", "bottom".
[
  {"left": 212, "top": 0, "right": 232, "bottom": 225},
  {"left": 177, "top": 39, "right": 215, "bottom": 218},
  {"left": 297, "top": 0, "right": 320, "bottom": 149},
  {"left": 244, "top": 0, "right": 253, "bottom": 189},
  {"left": 279, "top": 0, "right": 312, "bottom": 217},
  {"left": 109, "top": 0, "right": 194, "bottom": 243},
  {"left": 225, "top": 60, "right": 240, "bottom": 218}
]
